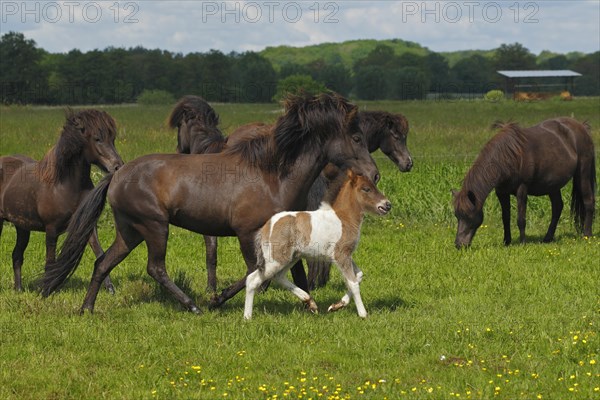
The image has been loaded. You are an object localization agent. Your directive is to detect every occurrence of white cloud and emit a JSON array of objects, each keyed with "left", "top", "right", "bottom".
[{"left": 0, "top": 1, "right": 597, "bottom": 55}]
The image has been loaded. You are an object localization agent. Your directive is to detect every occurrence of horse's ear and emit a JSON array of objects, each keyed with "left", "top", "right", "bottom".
[{"left": 65, "top": 108, "right": 85, "bottom": 134}]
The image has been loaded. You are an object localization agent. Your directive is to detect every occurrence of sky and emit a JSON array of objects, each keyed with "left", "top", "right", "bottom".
[{"left": 1, "top": 1, "right": 599, "bottom": 55}]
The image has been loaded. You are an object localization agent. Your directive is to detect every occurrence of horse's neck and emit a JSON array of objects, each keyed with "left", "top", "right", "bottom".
[
  {"left": 464, "top": 154, "right": 514, "bottom": 202},
  {"left": 360, "top": 117, "right": 381, "bottom": 153},
  {"left": 331, "top": 185, "right": 364, "bottom": 234},
  {"left": 38, "top": 147, "right": 91, "bottom": 187},
  {"left": 278, "top": 151, "right": 328, "bottom": 208}
]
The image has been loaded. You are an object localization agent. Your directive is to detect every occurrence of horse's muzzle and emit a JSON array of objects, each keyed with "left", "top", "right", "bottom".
[{"left": 377, "top": 200, "right": 392, "bottom": 215}]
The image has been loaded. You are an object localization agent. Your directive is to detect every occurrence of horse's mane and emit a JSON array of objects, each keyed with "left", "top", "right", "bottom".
[
  {"left": 322, "top": 167, "right": 350, "bottom": 205},
  {"left": 38, "top": 109, "right": 117, "bottom": 183},
  {"left": 459, "top": 121, "right": 527, "bottom": 204},
  {"left": 168, "top": 95, "right": 225, "bottom": 155},
  {"left": 168, "top": 95, "right": 220, "bottom": 128},
  {"left": 225, "top": 92, "right": 359, "bottom": 175},
  {"left": 360, "top": 111, "right": 409, "bottom": 148}
]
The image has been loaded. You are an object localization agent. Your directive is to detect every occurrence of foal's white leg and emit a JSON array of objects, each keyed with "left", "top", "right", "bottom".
[
  {"left": 328, "top": 265, "right": 363, "bottom": 313},
  {"left": 244, "top": 270, "right": 266, "bottom": 320},
  {"left": 273, "top": 272, "right": 319, "bottom": 313},
  {"left": 330, "top": 259, "right": 367, "bottom": 318}
]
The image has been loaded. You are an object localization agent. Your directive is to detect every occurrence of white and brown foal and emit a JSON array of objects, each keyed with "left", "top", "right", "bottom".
[{"left": 244, "top": 170, "right": 391, "bottom": 319}]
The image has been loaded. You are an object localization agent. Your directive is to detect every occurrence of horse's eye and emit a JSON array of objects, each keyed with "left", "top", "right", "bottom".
[
  {"left": 361, "top": 186, "right": 371, "bottom": 193},
  {"left": 352, "top": 135, "right": 362, "bottom": 143},
  {"left": 95, "top": 137, "right": 101, "bottom": 143}
]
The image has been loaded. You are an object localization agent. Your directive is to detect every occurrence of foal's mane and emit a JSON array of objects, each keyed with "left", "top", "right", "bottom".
[
  {"left": 360, "top": 111, "right": 409, "bottom": 147},
  {"left": 38, "top": 109, "right": 117, "bottom": 183},
  {"left": 225, "top": 92, "right": 359, "bottom": 175},
  {"left": 459, "top": 121, "right": 527, "bottom": 204}
]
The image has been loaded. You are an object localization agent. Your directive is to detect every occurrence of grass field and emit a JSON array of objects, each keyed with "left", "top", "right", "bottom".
[{"left": 1, "top": 98, "right": 599, "bottom": 399}]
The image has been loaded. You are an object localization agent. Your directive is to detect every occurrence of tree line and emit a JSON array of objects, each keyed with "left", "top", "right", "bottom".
[{"left": 1, "top": 32, "right": 598, "bottom": 105}]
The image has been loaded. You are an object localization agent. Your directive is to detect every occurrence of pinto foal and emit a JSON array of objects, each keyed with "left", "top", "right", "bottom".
[{"left": 244, "top": 170, "right": 391, "bottom": 319}]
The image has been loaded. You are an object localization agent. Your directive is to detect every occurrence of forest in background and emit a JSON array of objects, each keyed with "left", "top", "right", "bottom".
[{"left": 1, "top": 32, "right": 598, "bottom": 105}]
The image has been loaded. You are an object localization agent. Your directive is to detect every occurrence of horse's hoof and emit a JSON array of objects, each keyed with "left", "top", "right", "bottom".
[
  {"left": 305, "top": 298, "right": 319, "bottom": 314},
  {"left": 328, "top": 302, "right": 345, "bottom": 313},
  {"left": 208, "top": 296, "right": 222, "bottom": 310},
  {"left": 105, "top": 285, "right": 116, "bottom": 295},
  {"left": 79, "top": 307, "right": 93, "bottom": 316},
  {"left": 189, "top": 306, "right": 202, "bottom": 315},
  {"left": 542, "top": 237, "right": 554, "bottom": 243}
]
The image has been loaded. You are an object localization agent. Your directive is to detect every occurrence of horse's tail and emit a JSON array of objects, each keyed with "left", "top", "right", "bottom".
[
  {"left": 38, "top": 173, "right": 114, "bottom": 296},
  {"left": 571, "top": 131, "right": 597, "bottom": 233}
]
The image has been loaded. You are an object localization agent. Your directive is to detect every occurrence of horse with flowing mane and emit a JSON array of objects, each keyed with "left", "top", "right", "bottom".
[
  {"left": 0, "top": 109, "right": 123, "bottom": 290},
  {"left": 453, "top": 117, "right": 596, "bottom": 248},
  {"left": 41, "top": 93, "right": 379, "bottom": 314},
  {"left": 168, "top": 95, "right": 412, "bottom": 292}
]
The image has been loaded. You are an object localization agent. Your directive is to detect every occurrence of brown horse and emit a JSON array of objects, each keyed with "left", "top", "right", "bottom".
[
  {"left": 41, "top": 93, "right": 379, "bottom": 314},
  {"left": 0, "top": 109, "right": 123, "bottom": 290},
  {"left": 169, "top": 99, "right": 412, "bottom": 292},
  {"left": 453, "top": 117, "right": 596, "bottom": 248}
]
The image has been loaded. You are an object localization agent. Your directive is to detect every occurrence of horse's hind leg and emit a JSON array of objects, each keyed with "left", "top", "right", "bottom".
[
  {"left": 88, "top": 226, "right": 115, "bottom": 294},
  {"left": 144, "top": 222, "right": 201, "bottom": 314},
  {"left": 307, "top": 259, "right": 331, "bottom": 290},
  {"left": 204, "top": 235, "right": 218, "bottom": 293},
  {"left": 81, "top": 225, "right": 141, "bottom": 314},
  {"left": 543, "top": 191, "right": 563, "bottom": 243},
  {"left": 12, "top": 228, "right": 30, "bottom": 291},
  {"left": 272, "top": 271, "right": 318, "bottom": 314}
]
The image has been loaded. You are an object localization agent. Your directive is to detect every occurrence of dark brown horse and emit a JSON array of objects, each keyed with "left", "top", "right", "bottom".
[
  {"left": 453, "top": 117, "right": 596, "bottom": 248},
  {"left": 169, "top": 98, "right": 412, "bottom": 291},
  {"left": 41, "top": 93, "right": 380, "bottom": 314},
  {"left": 0, "top": 109, "right": 123, "bottom": 290}
]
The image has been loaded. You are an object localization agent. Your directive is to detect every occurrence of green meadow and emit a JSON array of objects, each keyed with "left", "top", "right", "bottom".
[{"left": 0, "top": 98, "right": 599, "bottom": 399}]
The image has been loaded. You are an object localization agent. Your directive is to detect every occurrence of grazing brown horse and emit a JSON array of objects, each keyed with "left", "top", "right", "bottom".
[
  {"left": 0, "top": 109, "right": 123, "bottom": 290},
  {"left": 169, "top": 100, "right": 412, "bottom": 292},
  {"left": 41, "top": 93, "right": 379, "bottom": 314},
  {"left": 453, "top": 117, "right": 596, "bottom": 248}
]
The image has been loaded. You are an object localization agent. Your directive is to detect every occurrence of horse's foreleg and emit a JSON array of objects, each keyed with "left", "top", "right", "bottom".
[
  {"left": 544, "top": 191, "right": 563, "bottom": 243},
  {"left": 210, "top": 234, "right": 256, "bottom": 309},
  {"left": 496, "top": 191, "right": 512, "bottom": 245},
  {"left": 516, "top": 185, "right": 528, "bottom": 243},
  {"left": 328, "top": 261, "right": 363, "bottom": 313},
  {"left": 88, "top": 226, "right": 115, "bottom": 294},
  {"left": 204, "top": 235, "right": 218, "bottom": 293},
  {"left": 144, "top": 223, "right": 201, "bottom": 314},
  {"left": 333, "top": 258, "right": 367, "bottom": 318},
  {"left": 12, "top": 228, "right": 30, "bottom": 291}
]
